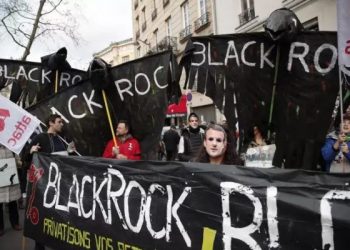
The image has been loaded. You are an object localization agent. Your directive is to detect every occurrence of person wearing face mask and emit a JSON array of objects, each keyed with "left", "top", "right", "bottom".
[
  {"left": 178, "top": 113, "right": 205, "bottom": 162},
  {"left": 322, "top": 114, "right": 350, "bottom": 172},
  {"left": 195, "top": 124, "right": 242, "bottom": 165}
]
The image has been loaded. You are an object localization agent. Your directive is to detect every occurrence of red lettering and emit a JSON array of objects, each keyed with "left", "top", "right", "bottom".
[
  {"left": 7, "top": 115, "right": 32, "bottom": 146},
  {"left": 345, "top": 40, "right": 350, "bottom": 55},
  {"left": 22, "top": 115, "right": 31, "bottom": 124},
  {"left": 7, "top": 138, "right": 16, "bottom": 146}
]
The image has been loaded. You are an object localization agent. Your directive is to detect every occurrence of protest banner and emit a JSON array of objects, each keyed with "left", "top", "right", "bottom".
[
  {"left": 24, "top": 153, "right": 350, "bottom": 250},
  {"left": 181, "top": 32, "right": 339, "bottom": 169},
  {"left": 0, "top": 94, "right": 40, "bottom": 154},
  {"left": 27, "top": 51, "right": 180, "bottom": 158},
  {"left": 0, "top": 58, "right": 86, "bottom": 106}
]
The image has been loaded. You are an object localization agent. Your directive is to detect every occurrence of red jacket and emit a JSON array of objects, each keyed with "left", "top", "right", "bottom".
[{"left": 102, "top": 136, "right": 141, "bottom": 160}]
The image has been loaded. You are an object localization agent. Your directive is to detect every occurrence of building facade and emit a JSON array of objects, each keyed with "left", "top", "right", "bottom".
[
  {"left": 132, "top": 0, "right": 219, "bottom": 126},
  {"left": 213, "top": 0, "right": 336, "bottom": 34},
  {"left": 93, "top": 38, "right": 135, "bottom": 66},
  {"left": 131, "top": 0, "right": 337, "bottom": 125},
  {"left": 132, "top": 0, "right": 214, "bottom": 58}
]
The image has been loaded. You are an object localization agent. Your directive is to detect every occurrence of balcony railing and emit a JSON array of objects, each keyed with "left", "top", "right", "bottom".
[
  {"left": 238, "top": 8, "right": 255, "bottom": 26},
  {"left": 151, "top": 8, "right": 157, "bottom": 21},
  {"left": 136, "top": 30, "right": 140, "bottom": 39},
  {"left": 163, "top": 0, "right": 169, "bottom": 7},
  {"left": 148, "top": 36, "right": 178, "bottom": 55},
  {"left": 179, "top": 25, "right": 192, "bottom": 42},
  {"left": 142, "top": 21, "right": 147, "bottom": 32},
  {"left": 158, "top": 36, "right": 178, "bottom": 52},
  {"left": 194, "top": 12, "right": 210, "bottom": 32},
  {"left": 134, "top": 0, "right": 138, "bottom": 9}
]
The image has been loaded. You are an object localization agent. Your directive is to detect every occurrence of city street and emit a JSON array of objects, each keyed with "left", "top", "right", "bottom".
[{"left": 0, "top": 206, "right": 53, "bottom": 250}]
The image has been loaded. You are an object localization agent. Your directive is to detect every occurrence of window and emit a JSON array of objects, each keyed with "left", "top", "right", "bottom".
[
  {"left": 135, "top": 16, "right": 140, "bottom": 38},
  {"left": 198, "top": 0, "right": 207, "bottom": 16},
  {"left": 303, "top": 17, "right": 319, "bottom": 31},
  {"left": 195, "top": 0, "right": 209, "bottom": 31},
  {"left": 153, "top": 29, "right": 158, "bottom": 48},
  {"left": 137, "top": 47, "right": 141, "bottom": 57},
  {"left": 144, "top": 39, "right": 149, "bottom": 54},
  {"left": 152, "top": 0, "right": 157, "bottom": 20},
  {"left": 136, "top": 16, "right": 140, "bottom": 30},
  {"left": 180, "top": 2, "right": 191, "bottom": 41},
  {"left": 122, "top": 56, "right": 130, "bottom": 63},
  {"left": 142, "top": 7, "right": 147, "bottom": 31},
  {"left": 239, "top": 0, "right": 255, "bottom": 25},
  {"left": 165, "top": 16, "right": 172, "bottom": 37},
  {"left": 182, "top": 1, "right": 190, "bottom": 28},
  {"left": 142, "top": 7, "right": 146, "bottom": 22}
]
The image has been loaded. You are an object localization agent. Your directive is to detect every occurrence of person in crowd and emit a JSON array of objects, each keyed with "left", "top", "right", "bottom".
[
  {"left": 0, "top": 146, "right": 22, "bottom": 237},
  {"left": 157, "top": 140, "right": 166, "bottom": 160},
  {"left": 195, "top": 124, "right": 242, "bottom": 165},
  {"left": 27, "top": 114, "right": 75, "bottom": 157},
  {"left": 25, "top": 114, "right": 75, "bottom": 250},
  {"left": 248, "top": 125, "right": 268, "bottom": 148},
  {"left": 178, "top": 113, "right": 205, "bottom": 162},
  {"left": 163, "top": 125, "right": 180, "bottom": 161},
  {"left": 103, "top": 120, "right": 141, "bottom": 160},
  {"left": 321, "top": 114, "right": 350, "bottom": 172}
]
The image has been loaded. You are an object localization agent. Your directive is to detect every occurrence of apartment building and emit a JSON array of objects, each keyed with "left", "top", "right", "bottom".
[
  {"left": 132, "top": 0, "right": 337, "bottom": 125},
  {"left": 132, "top": 0, "right": 218, "bottom": 125},
  {"left": 93, "top": 38, "right": 135, "bottom": 66},
  {"left": 213, "top": 0, "right": 336, "bottom": 34},
  {"left": 132, "top": 0, "right": 214, "bottom": 58}
]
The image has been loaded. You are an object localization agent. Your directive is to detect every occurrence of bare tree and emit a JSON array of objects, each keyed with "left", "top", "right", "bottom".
[{"left": 0, "top": 0, "right": 80, "bottom": 60}]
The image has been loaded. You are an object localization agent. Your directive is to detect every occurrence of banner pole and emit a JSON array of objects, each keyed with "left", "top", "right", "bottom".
[
  {"left": 54, "top": 70, "right": 59, "bottom": 93},
  {"left": 267, "top": 45, "right": 280, "bottom": 140},
  {"left": 102, "top": 90, "right": 117, "bottom": 147},
  {"left": 22, "top": 236, "right": 26, "bottom": 250}
]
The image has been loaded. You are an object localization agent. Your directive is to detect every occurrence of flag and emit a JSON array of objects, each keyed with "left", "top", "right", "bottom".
[
  {"left": 0, "top": 94, "right": 40, "bottom": 154},
  {"left": 337, "top": 0, "right": 350, "bottom": 67}
]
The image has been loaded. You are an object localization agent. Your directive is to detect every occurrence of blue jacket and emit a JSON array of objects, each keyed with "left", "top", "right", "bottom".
[{"left": 321, "top": 134, "right": 350, "bottom": 172}]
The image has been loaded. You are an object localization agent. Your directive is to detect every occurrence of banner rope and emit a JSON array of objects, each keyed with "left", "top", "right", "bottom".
[{"left": 267, "top": 45, "right": 280, "bottom": 140}]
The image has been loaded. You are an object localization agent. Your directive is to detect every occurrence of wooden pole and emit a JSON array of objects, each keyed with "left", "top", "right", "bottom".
[{"left": 102, "top": 90, "right": 117, "bottom": 147}]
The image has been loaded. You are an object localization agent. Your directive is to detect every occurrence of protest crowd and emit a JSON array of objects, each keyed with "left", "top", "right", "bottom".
[{"left": 0, "top": 4, "right": 350, "bottom": 250}]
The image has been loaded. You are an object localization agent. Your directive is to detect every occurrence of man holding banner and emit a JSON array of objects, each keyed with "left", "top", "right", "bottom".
[
  {"left": 102, "top": 120, "right": 141, "bottom": 160},
  {"left": 26, "top": 114, "right": 75, "bottom": 159}
]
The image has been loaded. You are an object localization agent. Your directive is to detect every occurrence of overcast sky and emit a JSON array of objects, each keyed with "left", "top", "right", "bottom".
[{"left": 0, "top": 0, "right": 133, "bottom": 70}]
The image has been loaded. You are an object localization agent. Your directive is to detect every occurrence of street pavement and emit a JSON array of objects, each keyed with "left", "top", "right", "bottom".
[{"left": 0, "top": 205, "right": 44, "bottom": 250}]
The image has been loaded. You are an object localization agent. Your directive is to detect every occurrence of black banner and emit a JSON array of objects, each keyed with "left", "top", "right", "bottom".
[
  {"left": 0, "top": 58, "right": 86, "bottom": 106},
  {"left": 27, "top": 51, "right": 179, "bottom": 158},
  {"left": 182, "top": 32, "right": 339, "bottom": 169},
  {"left": 24, "top": 153, "right": 350, "bottom": 250}
]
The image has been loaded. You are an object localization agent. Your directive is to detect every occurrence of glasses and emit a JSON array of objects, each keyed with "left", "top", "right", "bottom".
[{"left": 207, "top": 137, "right": 223, "bottom": 143}]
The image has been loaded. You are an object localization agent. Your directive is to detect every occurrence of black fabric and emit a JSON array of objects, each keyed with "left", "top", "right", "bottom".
[
  {"left": 23, "top": 154, "right": 350, "bottom": 250},
  {"left": 181, "top": 32, "right": 339, "bottom": 170},
  {"left": 27, "top": 51, "right": 180, "bottom": 159},
  {"left": 0, "top": 201, "right": 19, "bottom": 230},
  {"left": 163, "top": 129, "right": 180, "bottom": 152},
  {"left": 24, "top": 133, "right": 68, "bottom": 162},
  {"left": 0, "top": 59, "right": 86, "bottom": 107},
  {"left": 179, "top": 129, "right": 204, "bottom": 161}
]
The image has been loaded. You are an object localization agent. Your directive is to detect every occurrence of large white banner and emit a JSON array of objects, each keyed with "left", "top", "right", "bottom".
[
  {"left": 0, "top": 95, "right": 40, "bottom": 154},
  {"left": 337, "top": 0, "right": 350, "bottom": 67}
]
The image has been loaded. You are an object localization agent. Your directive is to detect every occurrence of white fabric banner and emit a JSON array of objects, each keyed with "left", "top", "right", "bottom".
[
  {"left": 337, "top": 0, "right": 350, "bottom": 67},
  {"left": 0, "top": 95, "right": 40, "bottom": 154}
]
